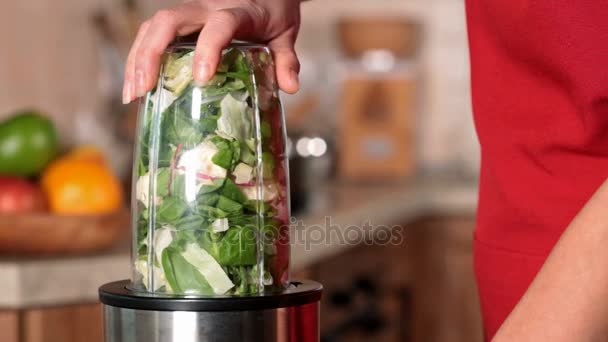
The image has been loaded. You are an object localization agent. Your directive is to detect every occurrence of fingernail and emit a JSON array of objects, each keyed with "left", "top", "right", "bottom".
[
  {"left": 135, "top": 70, "right": 146, "bottom": 97},
  {"left": 289, "top": 70, "right": 300, "bottom": 90},
  {"left": 122, "top": 81, "right": 132, "bottom": 104},
  {"left": 196, "top": 61, "right": 210, "bottom": 84}
]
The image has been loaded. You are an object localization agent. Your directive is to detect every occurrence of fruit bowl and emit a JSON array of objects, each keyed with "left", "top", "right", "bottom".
[{"left": 0, "top": 208, "right": 129, "bottom": 256}]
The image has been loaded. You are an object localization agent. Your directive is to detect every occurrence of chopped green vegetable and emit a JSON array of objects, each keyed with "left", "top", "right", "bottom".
[
  {"left": 197, "top": 179, "right": 225, "bottom": 195},
  {"left": 181, "top": 243, "right": 235, "bottom": 294},
  {"left": 163, "top": 52, "right": 194, "bottom": 95},
  {"left": 217, "top": 195, "right": 243, "bottom": 214},
  {"left": 156, "top": 197, "right": 188, "bottom": 224},
  {"left": 162, "top": 246, "right": 214, "bottom": 294},
  {"left": 261, "top": 121, "right": 271, "bottom": 139},
  {"left": 262, "top": 152, "right": 275, "bottom": 178},
  {"left": 134, "top": 47, "right": 287, "bottom": 296},
  {"left": 221, "top": 179, "right": 248, "bottom": 204},
  {"left": 217, "top": 225, "right": 257, "bottom": 266}
]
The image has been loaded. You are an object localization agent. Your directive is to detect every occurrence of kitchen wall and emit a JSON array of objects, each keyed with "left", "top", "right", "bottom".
[
  {"left": 0, "top": 0, "right": 479, "bottom": 176},
  {"left": 297, "top": 0, "right": 479, "bottom": 176}
]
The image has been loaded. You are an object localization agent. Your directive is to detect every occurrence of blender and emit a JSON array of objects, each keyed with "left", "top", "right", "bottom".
[{"left": 99, "top": 42, "right": 322, "bottom": 341}]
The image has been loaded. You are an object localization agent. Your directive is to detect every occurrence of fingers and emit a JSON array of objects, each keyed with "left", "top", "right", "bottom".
[
  {"left": 123, "top": 21, "right": 150, "bottom": 104},
  {"left": 268, "top": 30, "right": 300, "bottom": 94},
  {"left": 123, "top": 3, "right": 207, "bottom": 103},
  {"left": 132, "top": 10, "right": 181, "bottom": 98},
  {"left": 123, "top": 2, "right": 300, "bottom": 102},
  {"left": 193, "top": 8, "right": 253, "bottom": 84}
]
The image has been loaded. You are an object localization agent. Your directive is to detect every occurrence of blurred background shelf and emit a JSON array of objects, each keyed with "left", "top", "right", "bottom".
[
  {"left": 0, "top": 175, "right": 479, "bottom": 342},
  {"left": 0, "top": 175, "right": 477, "bottom": 309},
  {"left": 0, "top": 210, "right": 129, "bottom": 256}
]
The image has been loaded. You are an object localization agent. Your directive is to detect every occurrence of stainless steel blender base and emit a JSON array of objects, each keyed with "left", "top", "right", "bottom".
[
  {"left": 100, "top": 280, "right": 322, "bottom": 342},
  {"left": 103, "top": 302, "right": 319, "bottom": 342}
]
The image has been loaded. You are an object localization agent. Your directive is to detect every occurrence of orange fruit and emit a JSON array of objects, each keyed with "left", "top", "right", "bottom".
[
  {"left": 65, "top": 145, "right": 107, "bottom": 166},
  {"left": 41, "top": 157, "right": 123, "bottom": 215}
]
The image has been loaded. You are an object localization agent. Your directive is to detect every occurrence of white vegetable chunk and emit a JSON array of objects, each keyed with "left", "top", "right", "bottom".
[
  {"left": 154, "top": 226, "right": 174, "bottom": 264},
  {"left": 233, "top": 163, "right": 254, "bottom": 184},
  {"left": 136, "top": 172, "right": 162, "bottom": 208},
  {"left": 150, "top": 88, "right": 177, "bottom": 114},
  {"left": 211, "top": 218, "right": 229, "bottom": 233},
  {"left": 135, "top": 260, "right": 170, "bottom": 292},
  {"left": 135, "top": 226, "right": 174, "bottom": 292},
  {"left": 239, "top": 182, "right": 279, "bottom": 202},
  {"left": 177, "top": 140, "right": 227, "bottom": 179},
  {"left": 216, "top": 93, "right": 253, "bottom": 141}
]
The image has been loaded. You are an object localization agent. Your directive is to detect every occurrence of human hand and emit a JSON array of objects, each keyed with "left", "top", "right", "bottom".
[{"left": 122, "top": 0, "right": 302, "bottom": 104}]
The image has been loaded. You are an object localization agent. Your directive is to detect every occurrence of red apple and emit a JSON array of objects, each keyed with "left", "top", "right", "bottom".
[{"left": 0, "top": 176, "right": 46, "bottom": 213}]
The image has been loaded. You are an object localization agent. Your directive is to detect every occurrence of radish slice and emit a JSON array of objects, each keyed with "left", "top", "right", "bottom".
[
  {"left": 236, "top": 181, "right": 256, "bottom": 187},
  {"left": 196, "top": 172, "right": 222, "bottom": 180}
]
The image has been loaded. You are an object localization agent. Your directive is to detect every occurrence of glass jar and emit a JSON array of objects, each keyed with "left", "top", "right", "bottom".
[{"left": 130, "top": 43, "right": 290, "bottom": 296}]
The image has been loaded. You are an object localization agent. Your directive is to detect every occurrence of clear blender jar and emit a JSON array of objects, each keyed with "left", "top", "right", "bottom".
[
  {"left": 130, "top": 43, "right": 290, "bottom": 296},
  {"left": 100, "top": 42, "right": 320, "bottom": 342}
]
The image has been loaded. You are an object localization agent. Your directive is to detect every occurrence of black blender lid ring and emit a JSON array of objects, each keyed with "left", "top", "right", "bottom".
[{"left": 99, "top": 280, "right": 322, "bottom": 312}]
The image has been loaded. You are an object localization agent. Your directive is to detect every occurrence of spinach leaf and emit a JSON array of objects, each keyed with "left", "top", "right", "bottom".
[
  {"left": 156, "top": 197, "right": 188, "bottom": 224},
  {"left": 197, "top": 179, "right": 225, "bottom": 195},
  {"left": 199, "top": 116, "right": 218, "bottom": 134},
  {"left": 228, "top": 266, "right": 251, "bottom": 295},
  {"left": 211, "top": 147, "right": 233, "bottom": 169},
  {"left": 221, "top": 49, "right": 242, "bottom": 69},
  {"left": 163, "top": 115, "right": 203, "bottom": 147},
  {"left": 175, "top": 215, "right": 206, "bottom": 231},
  {"left": 217, "top": 195, "right": 243, "bottom": 214},
  {"left": 161, "top": 86, "right": 203, "bottom": 147},
  {"left": 138, "top": 158, "right": 147, "bottom": 177},
  {"left": 199, "top": 102, "right": 220, "bottom": 134},
  {"left": 155, "top": 168, "right": 171, "bottom": 197},
  {"left": 197, "top": 192, "right": 220, "bottom": 207},
  {"left": 261, "top": 121, "right": 271, "bottom": 139},
  {"left": 201, "top": 79, "right": 247, "bottom": 98},
  {"left": 196, "top": 205, "right": 228, "bottom": 219},
  {"left": 217, "top": 226, "right": 257, "bottom": 266},
  {"left": 243, "top": 200, "right": 273, "bottom": 214},
  {"left": 225, "top": 52, "right": 251, "bottom": 82},
  {"left": 199, "top": 231, "right": 222, "bottom": 261},
  {"left": 240, "top": 144, "right": 256, "bottom": 165},
  {"left": 228, "top": 215, "right": 258, "bottom": 228},
  {"left": 174, "top": 229, "right": 199, "bottom": 247},
  {"left": 221, "top": 179, "right": 248, "bottom": 204},
  {"left": 161, "top": 246, "right": 214, "bottom": 295},
  {"left": 170, "top": 173, "right": 186, "bottom": 198},
  {"left": 210, "top": 136, "right": 243, "bottom": 171},
  {"left": 157, "top": 143, "right": 175, "bottom": 168},
  {"left": 230, "top": 140, "right": 241, "bottom": 170},
  {"left": 262, "top": 152, "right": 275, "bottom": 178}
]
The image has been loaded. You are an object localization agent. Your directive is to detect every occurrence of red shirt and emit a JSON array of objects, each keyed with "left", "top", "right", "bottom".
[{"left": 466, "top": 1, "right": 608, "bottom": 339}]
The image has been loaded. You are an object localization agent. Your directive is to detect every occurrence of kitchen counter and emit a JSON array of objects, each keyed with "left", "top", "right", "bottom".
[
  {"left": 0, "top": 177, "right": 478, "bottom": 309},
  {"left": 291, "top": 178, "right": 478, "bottom": 270}
]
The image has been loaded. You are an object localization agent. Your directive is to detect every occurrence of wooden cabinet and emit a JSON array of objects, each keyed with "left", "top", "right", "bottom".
[
  {"left": 408, "top": 216, "right": 483, "bottom": 342},
  {"left": 306, "top": 215, "right": 483, "bottom": 342},
  {"left": 0, "top": 216, "right": 480, "bottom": 342},
  {"left": 0, "top": 311, "right": 19, "bottom": 342},
  {"left": 0, "top": 303, "right": 103, "bottom": 342}
]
